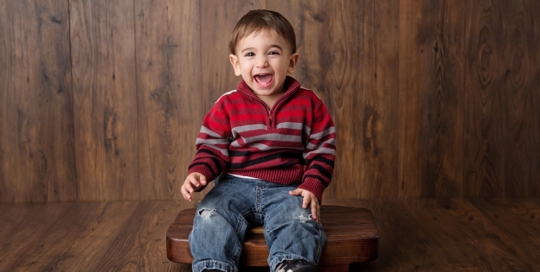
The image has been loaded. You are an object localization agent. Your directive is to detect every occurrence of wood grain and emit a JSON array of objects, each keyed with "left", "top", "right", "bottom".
[
  {"left": 530, "top": 0, "right": 540, "bottom": 198},
  {"left": 70, "top": 0, "right": 140, "bottom": 201},
  {"left": 327, "top": 0, "right": 365, "bottom": 199},
  {"left": 7, "top": 203, "right": 103, "bottom": 271},
  {"left": 352, "top": 0, "right": 400, "bottom": 198},
  {"left": 500, "top": 0, "right": 538, "bottom": 197},
  {"left": 347, "top": 199, "right": 453, "bottom": 271},
  {"left": 0, "top": 0, "right": 76, "bottom": 203},
  {"left": 0, "top": 203, "right": 72, "bottom": 268},
  {"left": 463, "top": 0, "right": 506, "bottom": 197},
  {"left": 426, "top": 0, "right": 466, "bottom": 197},
  {"left": 93, "top": 201, "right": 184, "bottom": 271},
  {"left": 406, "top": 198, "right": 538, "bottom": 271},
  {"left": 397, "top": 0, "right": 466, "bottom": 198},
  {"left": 0, "top": 0, "right": 540, "bottom": 202},
  {"left": 2, "top": 199, "right": 539, "bottom": 271},
  {"left": 470, "top": 198, "right": 540, "bottom": 266},
  {"left": 134, "top": 0, "right": 202, "bottom": 200},
  {"left": 42, "top": 202, "right": 140, "bottom": 271},
  {"left": 529, "top": 0, "right": 540, "bottom": 198},
  {"left": 397, "top": 0, "right": 424, "bottom": 197}
]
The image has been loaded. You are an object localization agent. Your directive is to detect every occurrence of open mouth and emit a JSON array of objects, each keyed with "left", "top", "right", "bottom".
[{"left": 254, "top": 73, "right": 273, "bottom": 88}]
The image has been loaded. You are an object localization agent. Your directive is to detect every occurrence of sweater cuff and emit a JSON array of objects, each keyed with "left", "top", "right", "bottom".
[
  {"left": 188, "top": 165, "right": 217, "bottom": 182},
  {"left": 298, "top": 177, "right": 328, "bottom": 201}
]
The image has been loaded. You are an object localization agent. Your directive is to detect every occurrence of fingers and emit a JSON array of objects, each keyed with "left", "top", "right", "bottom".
[
  {"left": 302, "top": 194, "right": 320, "bottom": 222},
  {"left": 289, "top": 189, "right": 310, "bottom": 208},
  {"left": 302, "top": 193, "right": 311, "bottom": 209},
  {"left": 310, "top": 198, "right": 320, "bottom": 222},
  {"left": 181, "top": 173, "right": 206, "bottom": 201},
  {"left": 290, "top": 188, "right": 320, "bottom": 222},
  {"left": 289, "top": 188, "right": 302, "bottom": 196},
  {"left": 188, "top": 174, "right": 201, "bottom": 188},
  {"left": 199, "top": 178, "right": 207, "bottom": 187},
  {"left": 181, "top": 183, "right": 193, "bottom": 201},
  {"left": 194, "top": 175, "right": 208, "bottom": 192}
]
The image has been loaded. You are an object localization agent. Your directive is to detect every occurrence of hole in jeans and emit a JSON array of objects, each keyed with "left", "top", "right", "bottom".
[
  {"left": 197, "top": 208, "right": 215, "bottom": 219},
  {"left": 298, "top": 213, "right": 313, "bottom": 223}
]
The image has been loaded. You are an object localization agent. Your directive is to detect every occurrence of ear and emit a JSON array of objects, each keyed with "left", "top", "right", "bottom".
[
  {"left": 229, "top": 54, "right": 242, "bottom": 76},
  {"left": 287, "top": 53, "right": 299, "bottom": 74}
]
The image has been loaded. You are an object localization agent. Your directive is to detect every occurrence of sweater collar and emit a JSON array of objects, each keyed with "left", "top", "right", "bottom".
[{"left": 236, "top": 76, "right": 301, "bottom": 99}]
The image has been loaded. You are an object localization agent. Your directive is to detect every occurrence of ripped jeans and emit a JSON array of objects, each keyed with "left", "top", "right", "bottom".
[{"left": 189, "top": 174, "right": 326, "bottom": 272}]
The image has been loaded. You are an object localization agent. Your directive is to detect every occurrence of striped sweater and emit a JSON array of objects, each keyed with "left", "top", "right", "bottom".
[{"left": 188, "top": 76, "right": 336, "bottom": 200}]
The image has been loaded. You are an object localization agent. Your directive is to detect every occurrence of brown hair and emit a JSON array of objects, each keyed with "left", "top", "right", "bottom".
[{"left": 229, "top": 9, "right": 297, "bottom": 55}]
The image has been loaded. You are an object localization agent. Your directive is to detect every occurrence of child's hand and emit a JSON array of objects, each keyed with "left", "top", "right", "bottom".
[
  {"left": 181, "top": 172, "right": 207, "bottom": 201},
  {"left": 288, "top": 188, "right": 320, "bottom": 222}
]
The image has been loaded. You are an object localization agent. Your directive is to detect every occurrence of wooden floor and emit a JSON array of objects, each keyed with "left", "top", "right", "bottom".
[{"left": 1, "top": 198, "right": 539, "bottom": 271}]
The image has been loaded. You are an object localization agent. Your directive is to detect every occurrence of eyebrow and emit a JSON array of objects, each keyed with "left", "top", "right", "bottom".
[
  {"left": 240, "top": 44, "right": 284, "bottom": 54},
  {"left": 270, "top": 44, "right": 284, "bottom": 51},
  {"left": 240, "top": 47, "right": 255, "bottom": 53}
]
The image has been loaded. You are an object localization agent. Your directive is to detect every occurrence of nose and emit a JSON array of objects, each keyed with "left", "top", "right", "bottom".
[{"left": 255, "top": 55, "right": 268, "bottom": 68}]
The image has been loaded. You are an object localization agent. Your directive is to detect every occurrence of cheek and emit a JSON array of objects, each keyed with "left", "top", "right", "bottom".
[
  {"left": 241, "top": 66, "right": 252, "bottom": 75},
  {"left": 239, "top": 65, "right": 253, "bottom": 77}
]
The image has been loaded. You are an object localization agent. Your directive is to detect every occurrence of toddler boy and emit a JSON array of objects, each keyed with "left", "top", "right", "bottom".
[{"left": 181, "top": 9, "right": 336, "bottom": 272}]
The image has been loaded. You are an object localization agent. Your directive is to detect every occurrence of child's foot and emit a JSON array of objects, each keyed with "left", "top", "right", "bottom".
[{"left": 275, "top": 259, "right": 319, "bottom": 272}]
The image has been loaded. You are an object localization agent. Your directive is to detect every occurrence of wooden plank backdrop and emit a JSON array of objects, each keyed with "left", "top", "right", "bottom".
[
  {"left": 0, "top": 0, "right": 77, "bottom": 202},
  {"left": 70, "top": 0, "right": 140, "bottom": 201},
  {"left": 1, "top": 0, "right": 539, "bottom": 203},
  {"left": 134, "top": 0, "right": 202, "bottom": 200}
]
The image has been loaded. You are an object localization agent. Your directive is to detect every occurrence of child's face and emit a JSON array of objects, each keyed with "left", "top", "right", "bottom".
[{"left": 229, "top": 29, "right": 299, "bottom": 104}]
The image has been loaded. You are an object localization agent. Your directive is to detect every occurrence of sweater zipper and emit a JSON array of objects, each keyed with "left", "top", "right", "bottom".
[
  {"left": 250, "top": 97, "right": 273, "bottom": 129},
  {"left": 248, "top": 86, "right": 296, "bottom": 129},
  {"left": 267, "top": 93, "right": 289, "bottom": 129}
]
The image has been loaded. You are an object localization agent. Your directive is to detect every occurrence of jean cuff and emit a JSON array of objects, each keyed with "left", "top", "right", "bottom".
[
  {"left": 268, "top": 254, "right": 308, "bottom": 272},
  {"left": 192, "top": 259, "right": 237, "bottom": 272}
]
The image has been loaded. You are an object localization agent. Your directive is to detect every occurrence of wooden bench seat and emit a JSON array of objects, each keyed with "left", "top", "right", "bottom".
[{"left": 166, "top": 205, "right": 379, "bottom": 271}]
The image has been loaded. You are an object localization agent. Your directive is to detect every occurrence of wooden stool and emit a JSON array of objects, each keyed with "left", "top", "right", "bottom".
[{"left": 167, "top": 205, "right": 378, "bottom": 271}]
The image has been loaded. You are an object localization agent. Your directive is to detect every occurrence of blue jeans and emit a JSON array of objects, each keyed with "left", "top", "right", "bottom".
[{"left": 189, "top": 174, "right": 326, "bottom": 272}]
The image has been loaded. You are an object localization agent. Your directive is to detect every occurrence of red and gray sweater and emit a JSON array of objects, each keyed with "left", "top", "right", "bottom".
[{"left": 188, "top": 76, "right": 336, "bottom": 200}]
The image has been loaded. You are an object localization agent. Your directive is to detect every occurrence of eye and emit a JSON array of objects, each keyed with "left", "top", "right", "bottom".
[
  {"left": 268, "top": 51, "right": 280, "bottom": 55},
  {"left": 244, "top": 52, "right": 255, "bottom": 57}
]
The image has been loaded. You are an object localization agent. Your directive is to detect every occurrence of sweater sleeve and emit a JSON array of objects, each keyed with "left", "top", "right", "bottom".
[
  {"left": 298, "top": 102, "right": 336, "bottom": 201},
  {"left": 187, "top": 101, "right": 231, "bottom": 182}
]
